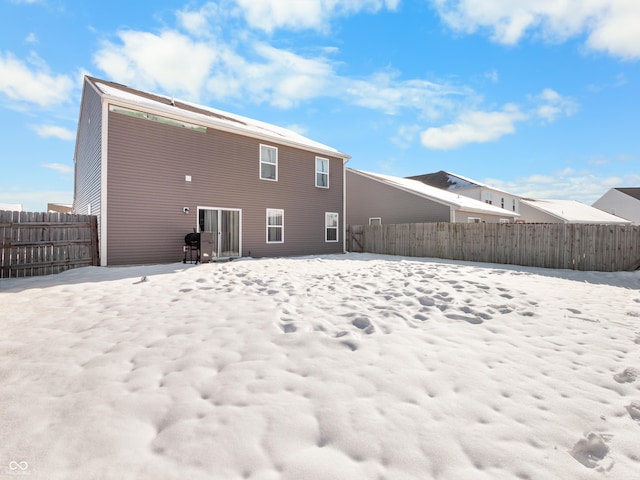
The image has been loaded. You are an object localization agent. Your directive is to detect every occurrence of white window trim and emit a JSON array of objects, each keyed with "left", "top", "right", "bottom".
[
  {"left": 315, "top": 157, "right": 329, "bottom": 188},
  {"left": 467, "top": 217, "right": 481, "bottom": 223},
  {"left": 325, "top": 212, "right": 339, "bottom": 242},
  {"left": 369, "top": 217, "right": 382, "bottom": 225},
  {"left": 260, "top": 144, "right": 278, "bottom": 181},
  {"left": 266, "top": 208, "right": 284, "bottom": 244}
]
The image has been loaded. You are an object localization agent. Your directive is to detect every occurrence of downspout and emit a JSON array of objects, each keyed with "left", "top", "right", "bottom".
[
  {"left": 100, "top": 98, "right": 109, "bottom": 266},
  {"left": 342, "top": 158, "right": 349, "bottom": 253}
]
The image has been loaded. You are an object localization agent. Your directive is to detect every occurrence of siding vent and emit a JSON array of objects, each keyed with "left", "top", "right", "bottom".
[{"left": 109, "top": 105, "right": 206, "bottom": 132}]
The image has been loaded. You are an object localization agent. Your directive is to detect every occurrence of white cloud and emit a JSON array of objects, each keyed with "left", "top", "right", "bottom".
[
  {"left": 531, "top": 88, "right": 578, "bottom": 122},
  {"left": 30, "top": 124, "right": 75, "bottom": 141},
  {"left": 342, "top": 71, "right": 470, "bottom": 118},
  {"left": 486, "top": 170, "right": 640, "bottom": 204},
  {"left": 391, "top": 124, "right": 421, "bottom": 149},
  {"left": 420, "top": 104, "right": 526, "bottom": 150},
  {"left": 92, "top": 19, "right": 466, "bottom": 116},
  {"left": 93, "top": 30, "right": 218, "bottom": 100},
  {"left": 0, "top": 51, "right": 74, "bottom": 106},
  {"left": 42, "top": 163, "right": 74, "bottom": 174},
  {"left": 430, "top": 0, "right": 640, "bottom": 59},
  {"left": 235, "top": 0, "right": 400, "bottom": 33},
  {"left": 25, "top": 32, "right": 38, "bottom": 44}
]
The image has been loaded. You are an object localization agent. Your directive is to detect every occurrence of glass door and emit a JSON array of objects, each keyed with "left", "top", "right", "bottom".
[{"left": 198, "top": 208, "right": 241, "bottom": 258}]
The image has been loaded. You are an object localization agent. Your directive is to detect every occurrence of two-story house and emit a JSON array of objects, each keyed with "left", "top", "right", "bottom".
[{"left": 73, "top": 76, "right": 350, "bottom": 266}]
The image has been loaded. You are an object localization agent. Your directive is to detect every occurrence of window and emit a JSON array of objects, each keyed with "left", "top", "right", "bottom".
[
  {"left": 266, "top": 209, "right": 284, "bottom": 243},
  {"left": 501, "top": 197, "right": 505, "bottom": 209},
  {"left": 484, "top": 192, "right": 492, "bottom": 205},
  {"left": 316, "top": 157, "right": 329, "bottom": 188},
  {"left": 369, "top": 217, "right": 382, "bottom": 225},
  {"left": 499, "top": 218, "right": 510, "bottom": 223},
  {"left": 467, "top": 217, "right": 481, "bottom": 223},
  {"left": 325, "top": 212, "right": 339, "bottom": 242},
  {"left": 260, "top": 145, "right": 278, "bottom": 181},
  {"left": 512, "top": 199, "right": 517, "bottom": 212}
]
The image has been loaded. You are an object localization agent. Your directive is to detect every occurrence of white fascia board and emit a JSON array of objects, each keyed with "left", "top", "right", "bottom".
[{"left": 98, "top": 91, "right": 350, "bottom": 161}]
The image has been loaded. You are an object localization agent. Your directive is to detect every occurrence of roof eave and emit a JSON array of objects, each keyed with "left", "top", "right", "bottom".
[{"left": 95, "top": 84, "right": 350, "bottom": 160}]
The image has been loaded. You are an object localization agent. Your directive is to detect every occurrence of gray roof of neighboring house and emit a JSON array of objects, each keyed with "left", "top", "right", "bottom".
[
  {"left": 407, "top": 170, "right": 479, "bottom": 190},
  {"left": 616, "top": 188, "right": 640, "bottom": 201}
]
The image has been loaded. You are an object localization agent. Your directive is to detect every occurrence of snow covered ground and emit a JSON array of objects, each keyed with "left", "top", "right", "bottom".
[{"left": 1, "top": 253, "right": 639, "bottom": 480}]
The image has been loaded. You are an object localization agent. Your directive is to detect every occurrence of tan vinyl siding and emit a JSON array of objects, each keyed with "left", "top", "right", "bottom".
[
  {"left": 346, "top": 170, "right": 451, "bottom": 225},
  {"left": 106, "top": 109, "right": 344, "bottom": 265},
  {"left": 73, "top": 84, "right": 102, "bottom": 218}
]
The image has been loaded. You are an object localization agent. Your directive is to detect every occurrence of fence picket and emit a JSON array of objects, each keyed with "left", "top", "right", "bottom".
[{"left": 0, "top": 211, "right": 99, "bottom": 278}]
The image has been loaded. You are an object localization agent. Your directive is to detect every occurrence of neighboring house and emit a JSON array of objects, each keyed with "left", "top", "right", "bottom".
[
  {"left": 408, "top": 170, "right": 521, "bottom": 215},
  {"left": 519, "top": 198, "right": 631, "bottom": 225},
  {"left": 408, "top": 170, "right": 629, "bottom": 225},
  {"left": 346, "top": 169, "right": 520, "bottom": 225},
  {"left": 48, "top": 203, "right": 73, "bottom": 214},
  {"left": 0, "top": 203, "right": 23, "bottom": 212},
  {"left": 592, "top": 188, "right": 640, "bottom": 225},
  {"left": 73, "top": 76, "right": 350, "bottom": 266}
]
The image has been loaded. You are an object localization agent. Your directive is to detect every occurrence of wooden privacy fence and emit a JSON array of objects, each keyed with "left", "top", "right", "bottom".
[
  {"left": 347, "top": 222, "right": 640, "bottom": 272},
  {"left": 1, "top": 210, "right": 99, "bottom": 278}
]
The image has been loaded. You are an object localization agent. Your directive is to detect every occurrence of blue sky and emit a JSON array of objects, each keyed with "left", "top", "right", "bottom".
[{"left": 1, "top": 0, "right": 639, "bottom": 212}]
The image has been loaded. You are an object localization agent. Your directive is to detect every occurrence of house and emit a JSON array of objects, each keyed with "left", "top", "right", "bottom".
[
  {"left": 592, "top": 188, "right": 640, "bottom": 225},
  {"left": 520, "top": 198, "right": 632, "bottom": 225},
  {"left": 408, "top": 170, "right": 629, "bottom": 224},
  {"left": 346, "top": 169, "right": 519, "bottom": 225},
  {"left": 0, "top": 203, "right": 23, "bottom": 212},
  {"left": 73, "top": 76, "right": 350, "bottom": 266},
  {"left": 48, "top": 203, "right": 73, "bottom": 214},
  {"left": 407, "top": 170, "right": 521, "bottom": 214}
]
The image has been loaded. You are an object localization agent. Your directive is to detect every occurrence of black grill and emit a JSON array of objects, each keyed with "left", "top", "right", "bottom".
[
  {"left": 183, "top": 232, "right": 200, "bottom": 263},
  {"left": 184, "top": 232, "right": 200, "bottom": 248}
]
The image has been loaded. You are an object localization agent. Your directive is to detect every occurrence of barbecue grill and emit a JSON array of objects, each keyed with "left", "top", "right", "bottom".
[{"left": 183, "top": 232, "right": 200, "bottom": 263}]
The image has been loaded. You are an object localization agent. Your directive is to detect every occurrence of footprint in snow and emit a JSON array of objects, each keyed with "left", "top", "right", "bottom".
[
  {"left": 445, "top": 313, "right": 483, "bottom": 325},
  {"left": 352, "top": 317, "right": 375, "bottom": 334},
  {"left": 613, "top": 367, "right": 638, "bottom": 384},
  {"left": 570, "top": 432, "right": 613, "bottom": 470},
  {"left": 626, "top": 402, "right": 640, "bottom": 422}
]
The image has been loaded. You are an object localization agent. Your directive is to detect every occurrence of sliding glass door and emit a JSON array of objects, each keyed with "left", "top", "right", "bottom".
[{"left": 198, "top": 208, "right": 241, "bottom": 258}]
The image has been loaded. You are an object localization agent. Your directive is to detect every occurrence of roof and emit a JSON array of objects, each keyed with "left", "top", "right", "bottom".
[
  {"left": 407, "top": 170, "right": 479, "bottom": 190},
  {"left": 407, "top": 170, "right": 516, "bottom": 197},
  {"left": 85, "top": 76, "right": 350, "bottom": 160},
  {"left": 616, "top": 188, "right": 640, "bottom": 201},
  {"left": 349, "top": 169, "right": 519, "bottom": 217},
  {"left": 520, "top": 198, "right": 631, "bottom": 224}
]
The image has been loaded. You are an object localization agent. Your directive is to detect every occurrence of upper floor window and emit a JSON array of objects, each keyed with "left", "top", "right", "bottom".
[
  {"left": 260, "top": 145, "right": 278, "bottom": 181},
  {"left": 266, "top": 208, "right": 284, "bottom": 243},
  {"left": 484, "top": 192, "right": 492, "bottom": 205},
  {"left": 316, "top": 157, "right": 329, "bottom": 188},
  {"left": 325, "top": 212, "right": 339, "bottom": 242}
]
